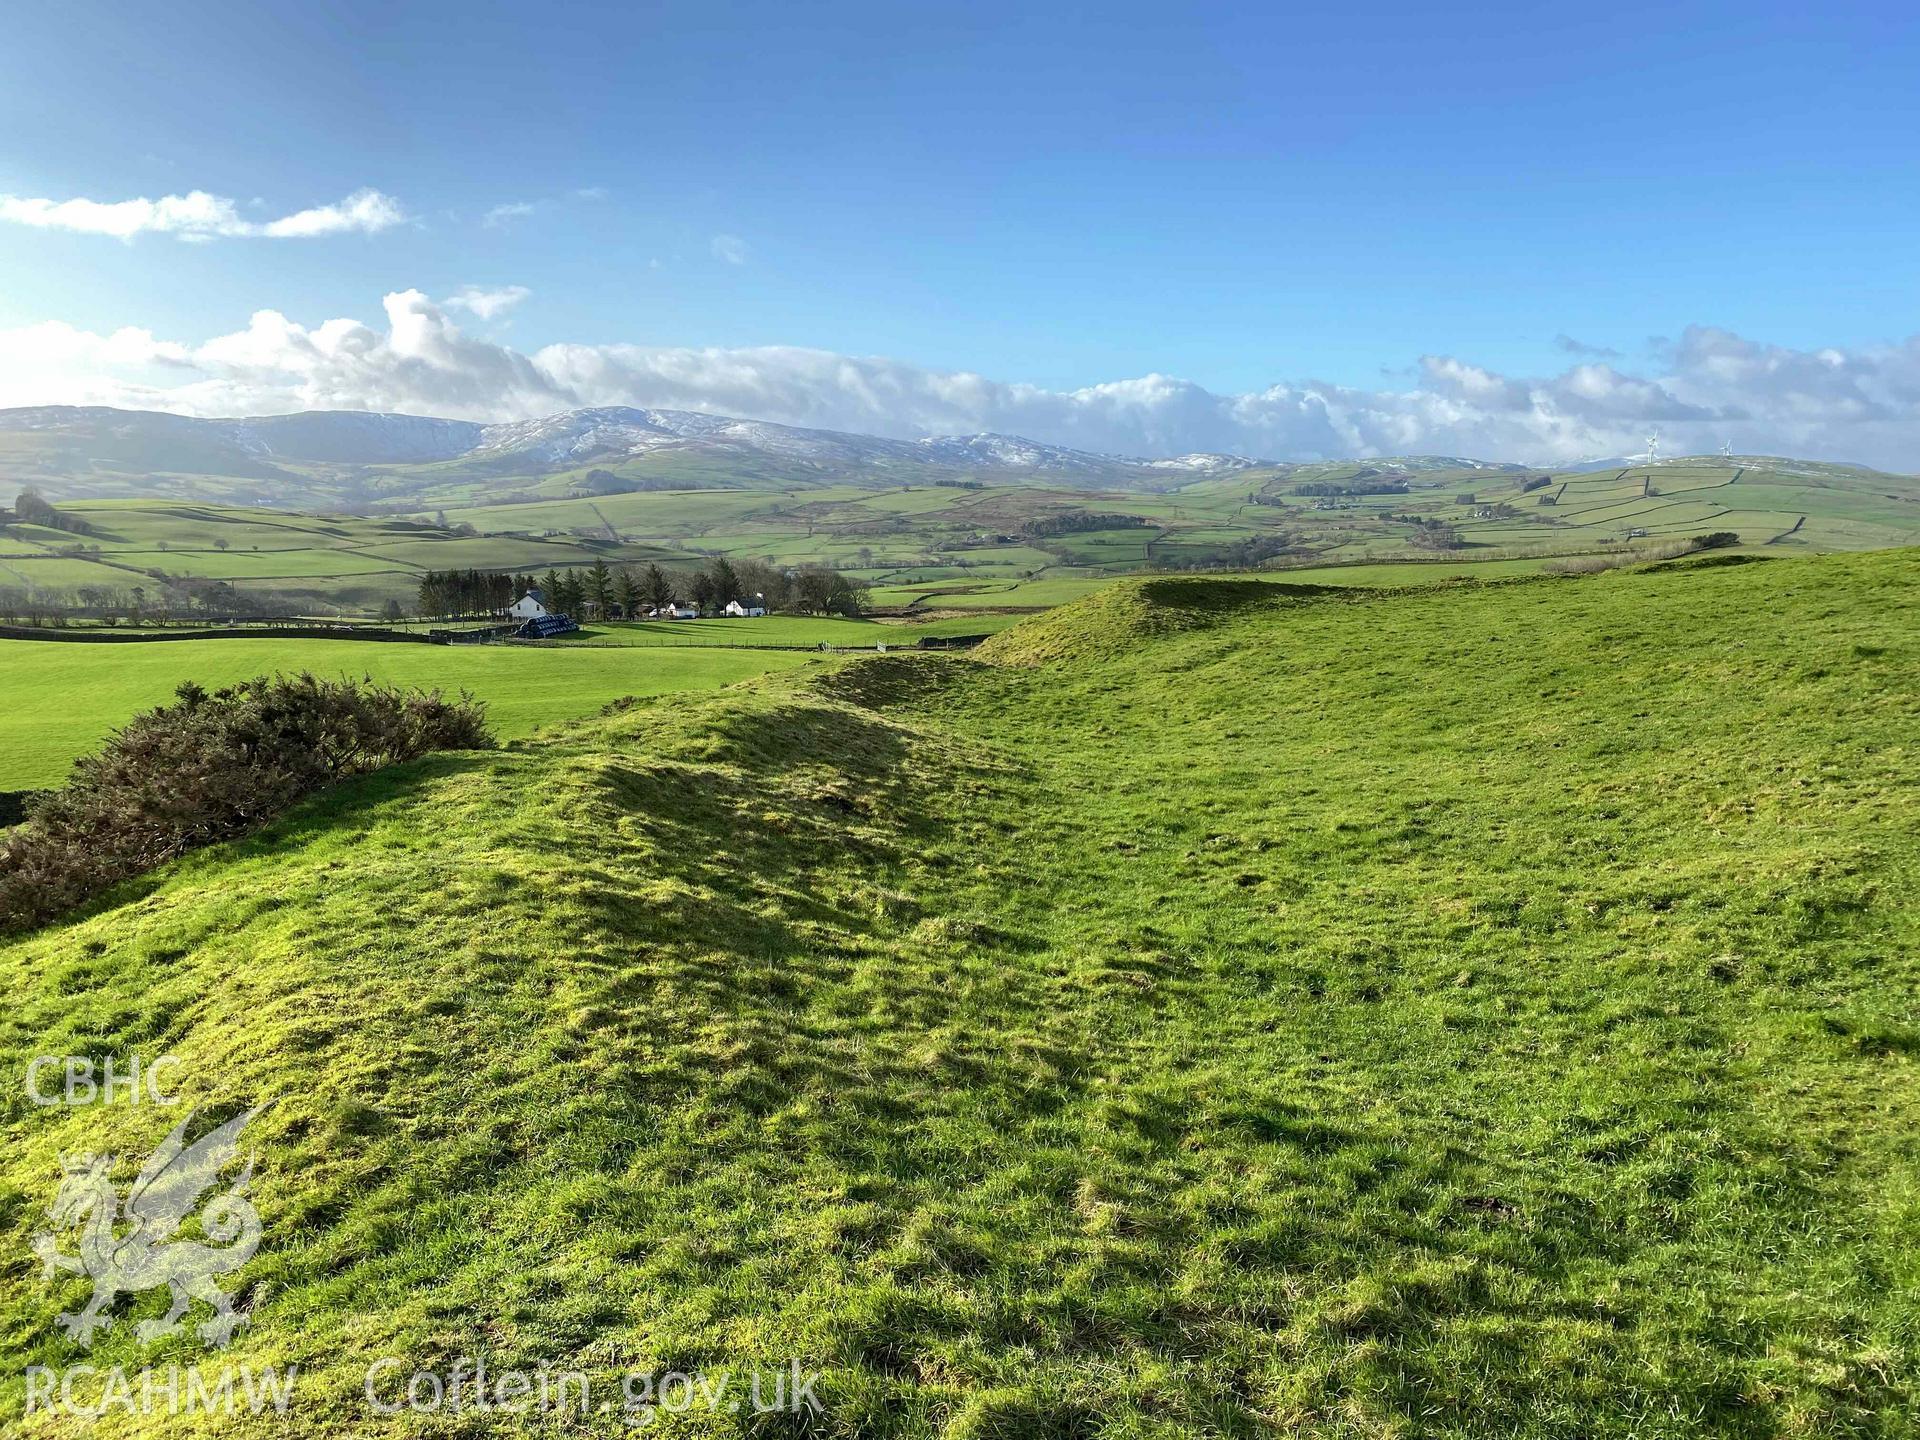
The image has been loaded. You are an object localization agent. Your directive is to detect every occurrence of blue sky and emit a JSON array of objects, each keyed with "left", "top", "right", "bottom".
[{"left": 1, "top": 0, "right": 1917, "bottom": 464}]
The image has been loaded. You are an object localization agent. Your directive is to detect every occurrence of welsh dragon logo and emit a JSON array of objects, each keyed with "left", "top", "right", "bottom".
[{"left": 32, "top": 1105, "right": 268, "bottom": 1348}]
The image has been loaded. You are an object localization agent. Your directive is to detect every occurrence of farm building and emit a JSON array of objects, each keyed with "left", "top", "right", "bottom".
[
  {"left": 507, "top": 588, "right": 550, "bottom": 621},
  {"left": 723, "top": 598, "right": 768, "bottom": 617}
]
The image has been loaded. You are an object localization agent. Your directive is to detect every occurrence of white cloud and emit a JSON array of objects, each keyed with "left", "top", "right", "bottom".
[
  {"left": 2, "top": 291, "right": 1918, "bottom": 470},
  {"left": 260, "top": 188, "right": 407, "bottom": 238},
  {"left": 482, "top": 191, "right": 614, "bottom": 228},
  {"left": 0, "top": 191, "right": 246, "bottom": 240},
  {"left": 710, "top": 233, "right": 749, "bottom": 265},
  {"left": 0, "top": 188, "right": 405, "bottom": 242},
  {"left": 444, "top": 285, "right": 532, "bottom": 320},
  {"left": 483, "top": 201, "right": 537, "bottom": 228},
  {"left": 1418, "top": 355, "right": 1533, "bottom": 411}
]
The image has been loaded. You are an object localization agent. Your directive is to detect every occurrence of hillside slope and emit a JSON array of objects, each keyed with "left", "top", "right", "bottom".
[
  {"left": 0, "top": 405, "right": 1264, "bottom": 505},
  {"left": 1, "top": 551, "right": 1916, "bottom": 1436}
]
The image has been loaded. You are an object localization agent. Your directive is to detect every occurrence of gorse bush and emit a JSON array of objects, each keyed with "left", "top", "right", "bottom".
[{"left": 0, "top": 673, "right": 490, "bottom": 932}]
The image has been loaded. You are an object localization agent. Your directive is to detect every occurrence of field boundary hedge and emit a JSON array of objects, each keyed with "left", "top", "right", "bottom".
[{"left": 0, "top": 623, "right": 431, "bottom": 644}]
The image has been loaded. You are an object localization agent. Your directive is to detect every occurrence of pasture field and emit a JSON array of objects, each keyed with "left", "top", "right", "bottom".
[
  {"left": 0, "top": 548, "right": 1914, "bottom": 1435},
  {"left": 4, "top": 457, "right": 1916, "bottom": 615},
  {"left": 1213, "top": 554, "right": 1566, "bottom": 585},
  {"left": 565, "top": 613, "right": 1024, "bottom": 647},
  {"left": 0, "top": 614, "right": 1017, "bottom": 791},
  {"left": 0, "top": 554, "right": 143, "bottom": 591},
  {"left": 0, "top": 502, "right": 695, "bottom": 612},
  {"left": 869, "top": 575, "right": 1122, "bottom": 609},
  {"left": 415, "top": 485, "right": 874, "bottom": 536},
  {"left": 0, "top": 638, "right": 818, "bottom": 792},
  {"left": 869, "top": 554, "right": 1567, "bottom": 608}
]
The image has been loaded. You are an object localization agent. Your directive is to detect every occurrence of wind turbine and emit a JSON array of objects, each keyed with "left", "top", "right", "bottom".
[
  {"left": 1642, "top": 429, "right": 1660, "bottom": 469},
  {"left": 1721, "top": 439, "right": 1733, "bottom": 462}
]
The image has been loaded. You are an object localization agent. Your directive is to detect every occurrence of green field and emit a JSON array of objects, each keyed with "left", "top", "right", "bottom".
[
  {"left": 0, "top": 614, "right": 1022, "bottom": 791},
  {"left": 0, "top": 639, "right": 816, "bottom": 792},
  {"left": 869, "top": 554, "right": 1573, "bottom": 609},
  {"left": 566, "top": 613, "right": 1023, "bottom": 647},
  {"left": 0, "top": 503, "right": 696, "bottom": 613},
  {"left": 4, "top": 455, "right": 1914, "bottom": 617},
  {"left": 1, "top": 548, "right": 1915, "bottom": 1434}
]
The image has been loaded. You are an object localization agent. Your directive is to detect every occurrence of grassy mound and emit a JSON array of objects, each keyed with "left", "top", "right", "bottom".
[
  {"left": 1, "top": 549, "right": 1916, "bottom": 1436},
  {"left": 976, "top": 575, "right": 1342, "bottom": 665}
]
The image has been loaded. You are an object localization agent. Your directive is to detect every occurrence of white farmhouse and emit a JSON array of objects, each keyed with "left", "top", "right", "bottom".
[
  {"left": 723, "top": 598, "right": 768, "bottom": 617},
  {"left": 665, "top": 602, "right": 700, "bottom": 619},
  {"left": 507, "top": 587, "right": 550, "bottom": 621}
]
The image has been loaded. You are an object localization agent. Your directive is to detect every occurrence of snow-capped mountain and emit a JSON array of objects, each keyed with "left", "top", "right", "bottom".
[
  {"left": 469, "top": 407, "right": 924, "bottom": 468},
  {"left": 227, "top": 411, "right": 486, "bottom": 464},
  {"left": 1144, "top": 453, "right": 1260, "bottom": 472},
  {"left": 466, "top": 408, "right": 1147, "bottom": 475},
  {"left": 1348, "top": 456, "right": 1526, "bottom": 474},
  {"left": 911, "top": 433, "right": 1129, "bottom": 472},
  {"left": 0, "top": 402, "right": 1290, "bottom": 504},
  {"left": 376, "top": 404, "right": 1231, "bottom": 478},
  {"left": 0, "top": 401, "right": 1274, "bottom": 480}
]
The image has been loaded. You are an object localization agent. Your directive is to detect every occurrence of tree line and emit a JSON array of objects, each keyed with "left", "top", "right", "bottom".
[
  {"left": 1292, "top": 479, "right": 1410, "bottom": 497},
  {"left": 0, "top": 578, "right": 296, "bottom": 626},
  {"left": 416, "top": 556, "right": 870, "bottom": 620},
  {"left": 415, "top": 570, "right": 522, "bottom": 616},
  {"left": 6, "top": 489, "right": 95, "bottom": 536}
]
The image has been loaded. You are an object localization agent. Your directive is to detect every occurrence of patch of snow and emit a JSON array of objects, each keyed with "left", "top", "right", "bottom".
[{"left": 1143, "top": 453, "right": 1261, "bottom": 472}]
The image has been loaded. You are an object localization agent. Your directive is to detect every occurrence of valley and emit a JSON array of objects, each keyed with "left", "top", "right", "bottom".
[{"left": 2, "top": 411, "right": 1914, "bottom": 617}]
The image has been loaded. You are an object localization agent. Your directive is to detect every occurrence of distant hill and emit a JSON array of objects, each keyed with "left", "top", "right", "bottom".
[
  {"left": 4, "top": 407, "right": 1913, "bottom": 551},
  {"left": 2, "top": 437, "right": 1915, "bottom": 617},
  {"left": 0, "top": 403, "right": 1532, "bottom": 506},
  {"left": 0, "top": 403, "right": 1221, "bottom": 504}
]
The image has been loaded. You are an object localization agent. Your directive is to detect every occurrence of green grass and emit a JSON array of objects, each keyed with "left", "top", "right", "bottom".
[
  {"left": 0, "top": 639, "right": 819, "bottom": 792},
  {"left": 7, "top": 456, "right": 1917, "bottom": 619},
  {"left": 0, "top": 555, "right": 144, "bottom": 590},
  {"left": 871, "top": 576, "right": 1123, "bottom": 609},
  {"left": 0, "top": 502, "right": 698, "bottom": 612},
  {"left": 569, "top": 614, "right": 1024, "bottom": 647},
  {"left": 0, "top": 549, "right": 1915, "bottom": 1435},
  {"left": 869, "top": 556, "right": 1567, "bottom": 610},
  {"left": 0, "top": 614, "right": 1023, "bottom": 790}
]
